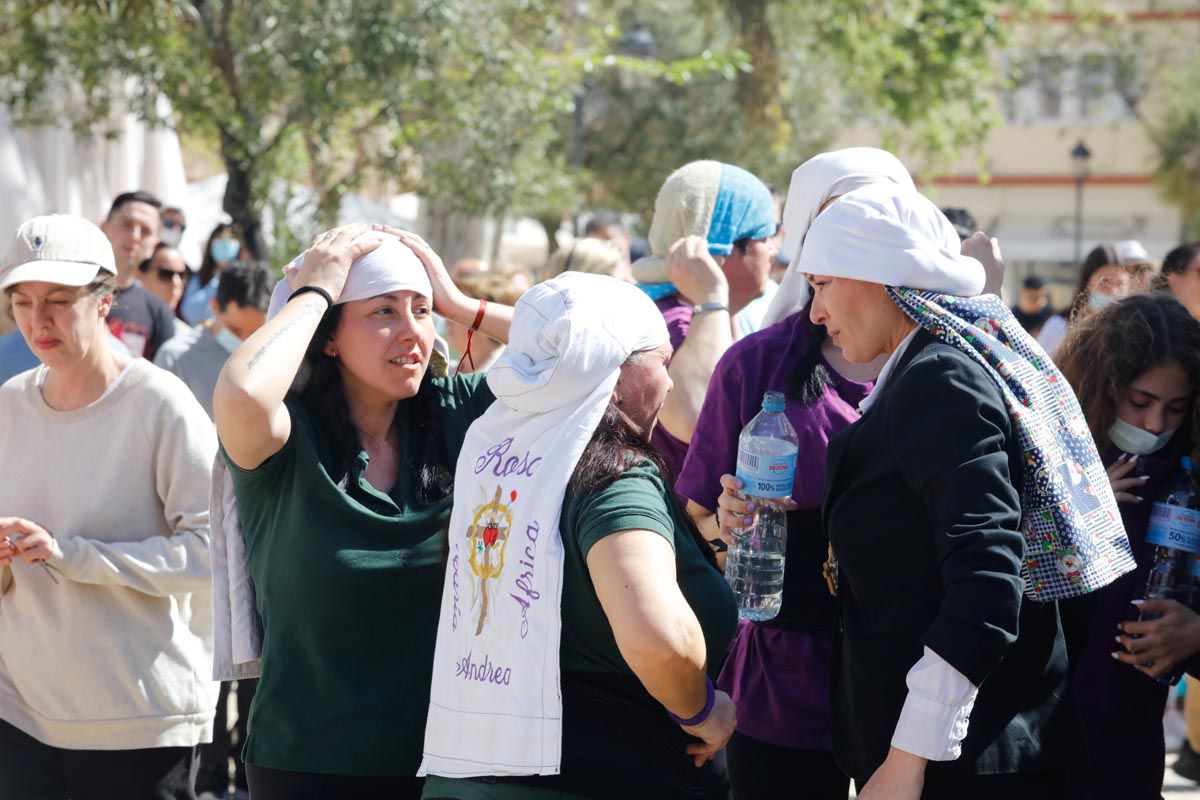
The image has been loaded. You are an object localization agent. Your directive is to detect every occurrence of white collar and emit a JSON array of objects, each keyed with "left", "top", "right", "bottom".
[{"left": 858, "top": 327, "right": 919, "bottom": 415}]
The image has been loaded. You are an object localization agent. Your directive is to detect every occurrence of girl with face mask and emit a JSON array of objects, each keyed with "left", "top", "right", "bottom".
[
  {"left": 1037, "top": 243, "right": 1152, "bottom": 357},
  {"left": 1056, "top": 293, "right": 1200, "bottom": 800},
  {"left": 180, "top": 223, "right": 249, "bottom": 326}
]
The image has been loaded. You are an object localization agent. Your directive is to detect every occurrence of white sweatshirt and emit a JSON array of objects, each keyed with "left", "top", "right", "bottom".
[{"left": 0, "top": 360, "right": 218, "bottom": 750}]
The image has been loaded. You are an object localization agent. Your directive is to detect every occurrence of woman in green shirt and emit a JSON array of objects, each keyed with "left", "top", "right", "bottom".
[
  {"left": 213, "top": 224, "right": 513, "bottom": 799},
  {"left": 419, "top": 267, "right": 738, "bottom": 800}
]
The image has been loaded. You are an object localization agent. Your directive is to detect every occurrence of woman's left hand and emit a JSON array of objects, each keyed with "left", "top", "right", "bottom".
[
  {"left": 856, "top": 747, "right": 926, "bottom": 800},
  {"left": 372, "top": 225, "right": 470, "bottom": 321},
  {"left": 682, "top": 690, "right": 737, "bottom": 768},
  {"left": 1114, "top": 599, "right": 1200, "bottom": 678},
  {"left": 0, "top": 518, "right": 58, "bottom": 567}
]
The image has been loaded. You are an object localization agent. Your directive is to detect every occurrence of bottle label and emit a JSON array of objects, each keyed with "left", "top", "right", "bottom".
[
  {"left": 736, "top": 449, "right": 797, "bottom": 499},
  {"left": 1146, "top": 502, "right": 1200, "bottom": 555}
]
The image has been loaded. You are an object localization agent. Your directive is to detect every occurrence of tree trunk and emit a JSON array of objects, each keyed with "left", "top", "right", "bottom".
[
  {"left": 219, "top": 129, "right": 266, "bottom": 259},
  {"left": 418, "top": 198, "right": 494, "bottom": 268}
]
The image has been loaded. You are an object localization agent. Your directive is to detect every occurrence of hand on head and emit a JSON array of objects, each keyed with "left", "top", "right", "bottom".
[
  {"left": 294, "top": 224, "right": 381, "bottom": 301},
  {"left": 666, "top": 236, "right": 729, "bottom": 307}
]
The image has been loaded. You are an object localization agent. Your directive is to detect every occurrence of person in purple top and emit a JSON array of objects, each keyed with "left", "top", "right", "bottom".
[
  {"left": 676, "top": 298, "right": 877, "bottom": 799},
  {"left": 1055, "top": 293, "right": 1200, "bottom": 800}
]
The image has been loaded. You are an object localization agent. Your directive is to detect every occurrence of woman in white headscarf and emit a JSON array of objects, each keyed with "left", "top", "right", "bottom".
[
  {"left": 212, "top": 224, "right": 514, "bottom": 798},
  {"left": 677, "top": 147, "right": 912, "bottom": 799},
  {"left": 787, "top": 184, "right": 1134, "bottom": 799},
  {"left": 418, "top": 273, "right": 738, "bottom": 800}
]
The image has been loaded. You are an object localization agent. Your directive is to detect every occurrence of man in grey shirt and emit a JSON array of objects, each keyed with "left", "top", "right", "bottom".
[{"left": 154, "top": 262, "right": 272, "bottom": 418}]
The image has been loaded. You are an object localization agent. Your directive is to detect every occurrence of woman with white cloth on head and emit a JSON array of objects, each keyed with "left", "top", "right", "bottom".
[
  {"left": 678, "top": 147, "right": 912, "bottom": 800},
  {"left": 213, "top": 223, "right": 514, "bottom": 799},
  {"left": 778, "top": 183, "right": 1135, "bottom": 799},
  {"left": 418, "top": 273, "right": 738, "bottom": 800}
]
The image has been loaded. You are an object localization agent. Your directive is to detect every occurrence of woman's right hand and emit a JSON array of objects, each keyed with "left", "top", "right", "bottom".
[
  {"left": 666, "top": 236, "right": 729, "bottom": 306},
  {"left": 715, "top": 474, "right": 797, "bottom": 546},
  {"left": 293, "top": 224, "right": 380, "bottom": 301},
  {"left": 682, "top": 690, "right": 737, "bottom": 767},
  {"left": 1106, "top": 454, "right": 1149, "bottom": 504}
]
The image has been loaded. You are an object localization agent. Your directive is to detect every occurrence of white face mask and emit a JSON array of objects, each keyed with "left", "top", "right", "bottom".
[
  {"left": 1108, "top": 416, "right": 1178, "bottom": 456},
  {"left": 159, "top": 227, "right": 183, "bottom": 247},
  {"left": 1088, "top": 292, "right": 1118, "bottom": 311},
  {"left": 213, "top": 326, "right": 243, "bottom": 355}
]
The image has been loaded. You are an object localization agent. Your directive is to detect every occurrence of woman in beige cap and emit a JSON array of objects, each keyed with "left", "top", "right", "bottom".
[{"left": 0, "top": 214, "right": 218, "bottom": 799}]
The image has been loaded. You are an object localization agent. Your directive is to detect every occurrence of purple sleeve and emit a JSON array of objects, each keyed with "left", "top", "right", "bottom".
[
  {"left": 657, "top": 297, "right": 692, "bottom": 352},
  {"left": 675, "top": 354, "right": 743, "bottom": 511},
  {"left": 650, "top": 424, "right": 690, "bottom": 490}
]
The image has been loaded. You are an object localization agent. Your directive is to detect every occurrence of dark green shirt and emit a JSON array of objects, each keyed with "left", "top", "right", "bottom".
[
  {"left": 558, "top": 461, "right": 736, "bottom": 678},
  {"left": 423, "top": 460, "right": 737, "bottom": 800},
  {"left": 224, "top": 372, "right": 494, "bottom": 776}
]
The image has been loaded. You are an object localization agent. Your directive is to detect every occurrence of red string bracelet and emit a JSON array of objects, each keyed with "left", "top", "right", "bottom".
[{"left": 456, "top": 298, "right": 488, "bottom": 374}]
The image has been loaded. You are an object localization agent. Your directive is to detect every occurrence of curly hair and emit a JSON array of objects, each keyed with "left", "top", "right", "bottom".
[{"left": 1056, "top": 293, "right": 1200, "bottom": 450}]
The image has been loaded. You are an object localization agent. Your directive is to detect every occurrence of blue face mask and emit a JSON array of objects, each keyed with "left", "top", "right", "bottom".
[
  {"left": 210, "top": 238, "right": 241, "bottom": 263},
  {"left": 213, "top": 326, "right": 243, "bottom": 355}
]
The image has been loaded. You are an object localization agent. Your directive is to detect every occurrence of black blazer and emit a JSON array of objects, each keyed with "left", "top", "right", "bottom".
[{"left": 823, "top": 330, "right": 1076, "bottom": 783}]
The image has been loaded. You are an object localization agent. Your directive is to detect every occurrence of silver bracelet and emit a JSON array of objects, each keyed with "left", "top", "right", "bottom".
[{"left": 692, "top": 300, "right": 729, "bottom": 315}]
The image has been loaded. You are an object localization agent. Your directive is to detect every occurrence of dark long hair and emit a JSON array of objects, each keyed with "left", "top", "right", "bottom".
[
  {"left": 570, "top": 405, "right": 718, "bottom": 568},
  {"left": 301, "top": 304, "right": 452, "bottom": 504},
  {"left": 785, "top": 300, "right": 835, "bottom": 406},
  {"left": 1056, "top": 293, "right": 1200, "bottom": 450}
]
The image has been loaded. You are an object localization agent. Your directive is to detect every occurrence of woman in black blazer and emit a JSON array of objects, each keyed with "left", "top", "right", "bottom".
[{"left": 786, "top": 184, "right": 1135, "bottom": 800}]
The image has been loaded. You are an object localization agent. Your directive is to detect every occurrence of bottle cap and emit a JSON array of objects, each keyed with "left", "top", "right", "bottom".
[{"left": 762, "top": 391, "right": 785, "bottom": 413}]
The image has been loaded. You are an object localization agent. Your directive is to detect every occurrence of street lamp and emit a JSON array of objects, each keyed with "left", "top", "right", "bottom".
[{"left": 1071, "top": 140, "right": 1091, "bottom": 264}]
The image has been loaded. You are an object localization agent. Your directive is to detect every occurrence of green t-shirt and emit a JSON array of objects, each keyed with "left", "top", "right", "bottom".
[
  {"left": 423, "top": 460, "right": 737, "bottom": 800},
  {"left": 558, "top": 460, "right": 736, "bottom": 678},
  {"left": 224, "top": 372, "right": 494, "bottom": 777}
]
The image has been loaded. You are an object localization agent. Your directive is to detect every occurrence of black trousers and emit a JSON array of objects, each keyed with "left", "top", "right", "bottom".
[
  {"left": 0, "top": 717, "right": 198, "bottom": 800},
  {"left": 246, "top": 763, "right": 423, "bottom": 800},
  {"left": 855, "top": 768, "right": 1067, "bottom": 800},
  {"left": 196, "top": 679, "right": 257, "bottom": 794},
  {"left": 726, "top": 731, "right": 849, "bottom": 799}
]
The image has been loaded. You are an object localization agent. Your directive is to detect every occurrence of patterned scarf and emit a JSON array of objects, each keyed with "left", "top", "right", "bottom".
[{"left": 887, "top": 287, "right": 1136, "bottom": 601}]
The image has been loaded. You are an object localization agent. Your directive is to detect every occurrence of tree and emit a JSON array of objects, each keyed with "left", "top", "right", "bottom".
[
  {"left": 0, "top": 0, "right": 1044, "bottom": 258},
  {"left": 0, "top": 0, "right": 594, "bottom": 261}
]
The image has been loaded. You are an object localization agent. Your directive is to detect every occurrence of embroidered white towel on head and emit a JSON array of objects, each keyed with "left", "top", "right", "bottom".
[{"left": 419, "top": 272, "right": 669, "bottom": 778}]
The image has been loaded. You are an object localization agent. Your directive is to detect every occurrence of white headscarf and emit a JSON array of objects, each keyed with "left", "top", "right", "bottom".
[
  {"left": 798, "top": 183, "right": 984, "bottom": 296},
  {"left": 763, "top": 147, "right": 914, "bottom": 327},
  {"left": 266, "top": 234, "right": 450, "bottom": 378},
  {"left": 420, "top": 273, "right": 668, "bottom": 778}
]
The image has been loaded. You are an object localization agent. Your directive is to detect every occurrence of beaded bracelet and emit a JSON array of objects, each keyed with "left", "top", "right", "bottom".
[{"left": 668, "top": 677, "right": 716, "bottom": 727}]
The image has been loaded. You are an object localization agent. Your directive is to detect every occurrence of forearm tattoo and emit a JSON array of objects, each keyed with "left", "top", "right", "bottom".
[{"left": 246, "top": 299, "right": 327, "bottom": 371}]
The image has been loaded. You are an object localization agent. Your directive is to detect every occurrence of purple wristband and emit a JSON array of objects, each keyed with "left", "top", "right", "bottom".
[{"left": 668, "top": 677, "right": 716, "bottom": 727}]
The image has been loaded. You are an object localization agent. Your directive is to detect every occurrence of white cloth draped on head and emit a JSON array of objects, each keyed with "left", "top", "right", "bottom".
[
  {"left": 265, "top": 234, "right": 450, "bottom": 378},
  {"left": 420, "top": 272, "right": 668, "bottom": 778},
  {"left": 763, "top": 147, "right": 914, "bottom": 327},
  {"left": 798, "top": 183, "right": 985, "bottom": 296}
]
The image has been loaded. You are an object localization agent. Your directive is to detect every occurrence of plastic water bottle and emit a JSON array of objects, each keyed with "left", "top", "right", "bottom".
[
  {"left": 1127, "top": 457, "right": 1200, "bottom": 684},
  {"left": 725, "top": 391, "right": 798, "bottom": 621}
]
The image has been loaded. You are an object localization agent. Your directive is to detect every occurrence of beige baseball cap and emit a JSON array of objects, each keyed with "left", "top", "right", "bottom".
[{"left": 0, "top": 214, "right": 117, "bottom": 291}]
